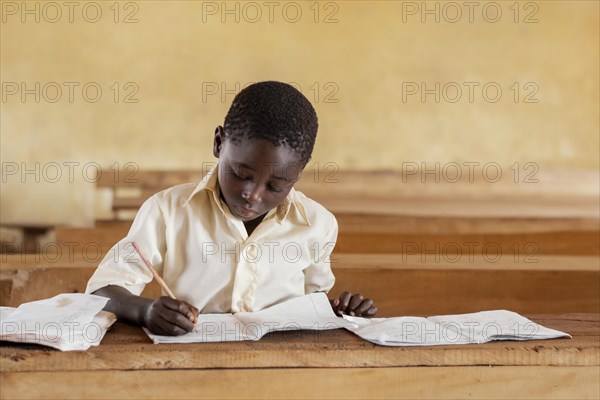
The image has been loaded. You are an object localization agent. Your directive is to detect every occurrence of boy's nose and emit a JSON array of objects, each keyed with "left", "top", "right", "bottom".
[{"left": 242, "top": 186, "right": 262, "bottom": 204}]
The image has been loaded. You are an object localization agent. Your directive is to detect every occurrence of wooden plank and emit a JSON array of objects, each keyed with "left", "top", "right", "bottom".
[
  {"left": 54, "top": 220, "right": 600, "bottom": 255},
  {"left": 1, "top": 366, "right": 598, "bottom": 400},
  {"left": 1, "top": 254, "right": 598, "bottom": 314},
  {"left": 75, "top": 216, "right": 500, "bottom": 239},
  {"left": 108, "top": 196, "right": 600, "bottom": 230},
  {"left": 97, "top": 169, "right": 600, "bottom": 198},
  {"left": 336, "top": 231, "right": 600, "bottom": 255},
  {"left": 294, "top": 169, "right": 600, "bottom": 200},
  {"left": 336, "top": 213, "right": 600, "bottom": 234},
  {"left": 6, "top": 253, "right": 596, "bottom": 274},
  {"left": 96, "top": 170, "right": 206, "bottom": 189},
  {"left": 332, "top": 269, "right": 600, "bottom": 315},
  {"left": 54, "top": 221, "right": 130, "bottom": 253},
  {"left": 333, "top": 255, "right": 600, "bottom": 315},
  {"left": 335, "top": 254, "right": 600, "bottom": 272},
  {"left": 0, "top": 314, "right": 598, "bottom": 373},
  {"left": 309, "top": 194, "right": 600, "bottom": 220},
  {"left": 96, "top": 169, "right": 600, "bottom": 233}
]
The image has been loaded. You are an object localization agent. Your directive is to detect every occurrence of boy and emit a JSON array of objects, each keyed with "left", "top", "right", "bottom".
[{"left": 86, "top": 81, "right": 377, "bottom": 336}]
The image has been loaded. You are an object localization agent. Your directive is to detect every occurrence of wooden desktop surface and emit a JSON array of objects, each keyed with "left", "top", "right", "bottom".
[{"left": 1, "top": 313, "right": 598, "bottom": 399}]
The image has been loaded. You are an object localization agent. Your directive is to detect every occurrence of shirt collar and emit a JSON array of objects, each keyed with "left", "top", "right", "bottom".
[{"left": 184, "top": 163, "right": 311, "bottom": 226}]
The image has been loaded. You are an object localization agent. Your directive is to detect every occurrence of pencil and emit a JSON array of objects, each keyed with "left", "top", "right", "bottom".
[{"left": 131, "top": 241, "right": 197, "bottom": 324}]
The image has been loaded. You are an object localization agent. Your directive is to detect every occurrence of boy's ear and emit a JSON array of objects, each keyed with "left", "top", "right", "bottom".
[{"left": 213, "top": 126, "right": 224, "bottom": 158}]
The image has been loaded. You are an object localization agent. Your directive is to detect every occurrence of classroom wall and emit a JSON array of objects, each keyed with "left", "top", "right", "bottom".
[{"left": 1, "top": 1, "right": 599, "bottom": 226}]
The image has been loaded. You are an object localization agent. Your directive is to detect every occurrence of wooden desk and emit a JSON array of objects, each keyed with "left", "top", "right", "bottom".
[{"left": 1, "top": 314, "right": 598, "bottom": 399}]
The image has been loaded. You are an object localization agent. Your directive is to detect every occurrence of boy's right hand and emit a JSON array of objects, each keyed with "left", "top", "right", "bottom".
[{"left": 142, "top": 296, "right": 199, "bottom": 336}]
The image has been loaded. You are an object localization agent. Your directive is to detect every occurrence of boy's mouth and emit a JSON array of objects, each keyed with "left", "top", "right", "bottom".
[{"left": 237, "top": 205, "right": 258, "bottom": 218}]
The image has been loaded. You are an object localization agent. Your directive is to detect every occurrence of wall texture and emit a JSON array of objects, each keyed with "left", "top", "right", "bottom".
[{"left": 1, "top": 1, "right": 599, "bottom": 226}]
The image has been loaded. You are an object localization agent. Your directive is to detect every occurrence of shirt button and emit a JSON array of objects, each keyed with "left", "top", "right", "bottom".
[{"left": 249, "top": 245, "right": 257, "bottom": 258}]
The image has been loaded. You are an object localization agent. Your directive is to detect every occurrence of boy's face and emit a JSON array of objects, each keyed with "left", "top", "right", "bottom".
[{"left": 213, "top": 127, "right": 304, "bottom": 222}]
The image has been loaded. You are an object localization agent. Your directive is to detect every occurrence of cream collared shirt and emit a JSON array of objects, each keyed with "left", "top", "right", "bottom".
[{"left": 85, "top": 165, "right": 337, "bottom": 313}]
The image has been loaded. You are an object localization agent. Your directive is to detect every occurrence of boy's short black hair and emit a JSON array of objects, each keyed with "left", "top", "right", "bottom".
[{"left": 223, "top": 81, "right": 318, "bottom": 165}]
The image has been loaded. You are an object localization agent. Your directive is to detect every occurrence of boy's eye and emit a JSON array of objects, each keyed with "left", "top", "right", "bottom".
[
  {"left": 267, "top": 185, "right": 283, "bottom": 193},
  {"left": 232, "top": 169, "right": 251, "bottom": 181},
  {"left": 230, "top": 166, "right": 285, "bottom": 193}
]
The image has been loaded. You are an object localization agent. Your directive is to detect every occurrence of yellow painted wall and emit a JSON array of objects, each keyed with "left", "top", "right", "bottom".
[{"left": 1, "top": 1, "right": 598, "bottom": 226}]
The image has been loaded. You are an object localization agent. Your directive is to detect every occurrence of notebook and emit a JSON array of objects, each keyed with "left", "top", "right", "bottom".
[
  {"left": 342, "top": 310, "right": 572, "bottom": 346},
  {"left": 144, "top": 292, "right": 355, "bottom": 343},
  {"left": 0, "top": 293, "right": 116, "bottom": 351},
  {"left": 144, "top": 293, "right": 570, "bottom": 346}
]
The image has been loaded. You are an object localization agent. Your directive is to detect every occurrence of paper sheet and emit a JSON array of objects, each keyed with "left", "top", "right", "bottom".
[
  {"left": 0, "top": 293, "right": 116, "bottom": 351},
  {"left": 343, "top": 310, "right": 571, "bottom": 346}
]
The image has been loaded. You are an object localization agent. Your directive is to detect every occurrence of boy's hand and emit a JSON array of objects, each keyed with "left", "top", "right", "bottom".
[
  {"left": 329, "top": 291, "right": 377, "bottom": 317},
  {"left": 142, "top": 296, "right": 199, "bottom": 336}
]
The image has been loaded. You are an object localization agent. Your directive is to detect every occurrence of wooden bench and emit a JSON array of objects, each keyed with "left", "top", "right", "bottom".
[
  {"left": 2, "top": 253, "right": 598, "bottom": 315},
  {"left": 91, "top": 168, "right": 600, "bottom": 255},
  {"left": 1, "top": 314, "right": 598, "bottom": 399},
  {"left": 0, "top": 224, "right": 55, "bottom": 254},
  {"left": 96, "top": 168, "right": 600, "bottom": 221},
  {"left": 53, "top": 217, "right": 600, "bottom": 256},
  {"left": 3, "top": 169, "right": 596, "bottom": 255}
]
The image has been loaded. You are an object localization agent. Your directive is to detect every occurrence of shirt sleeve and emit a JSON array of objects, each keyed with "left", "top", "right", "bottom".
[
  {"left": 85, "top": 194, "right": 167, "bottom": 296},
  {"left": 303, "top": 212, "right": 338, "bottom": 294}
]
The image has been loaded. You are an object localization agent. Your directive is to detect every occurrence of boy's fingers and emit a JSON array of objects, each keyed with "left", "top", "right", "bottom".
[
  {"left": 153, "top": 316, "right": 189, "bottom": 336},
  {"left": 354, "top": 298, "right": 374, "bottom": 316},
  {"left": 163, "top": 298, "right": 195, "bottom": 319},
  {"left": 159, "top": 309, "right": 195, "bottom": 332},
  {"left": 164, "top": 323, "right": 188, "bottom": 336},
  {"left": 179, "top": 304, "right": 194, "bottom": 319},
  {"left": 183, "top": 301, "right": 199, "bottom": 315},
  {"left": 348, "top": 293, "right": 364, "bottom": 312},
  {"left": 365, "top": 307, "right": 378, "bottom": 317},
  {"left": 338, "top": 292, "right": 352, "bottom": 312},
  {"left": 161, "top": 297, "right": 182, "bottom": 311},
  {"left": 183, "top": 302, "right": 200, "bottom": 322},
  {"left": 167, "top": 324, "right": 189, "bottom": 336},
  {"left": 330, "top": 298, "right": 342, "bottom": 316}
]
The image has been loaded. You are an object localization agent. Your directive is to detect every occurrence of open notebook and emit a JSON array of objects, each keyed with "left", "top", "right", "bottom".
[
  {"left": 0, "top": 293, "right": 116, "bottom": 351},
  {"left": 145, "top": 292, "right": 570, "bottom": 346},
  {"left": 144, "top": 292, "right": 355, "bottom": 343},
  {"left": 342, "top": 310, "right": 572, "bottom": 346}
]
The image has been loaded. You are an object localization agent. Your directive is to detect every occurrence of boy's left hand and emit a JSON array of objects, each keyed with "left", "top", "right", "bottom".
[{"left": 330, "top": 291, "right": 377, "bottom": 317}]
